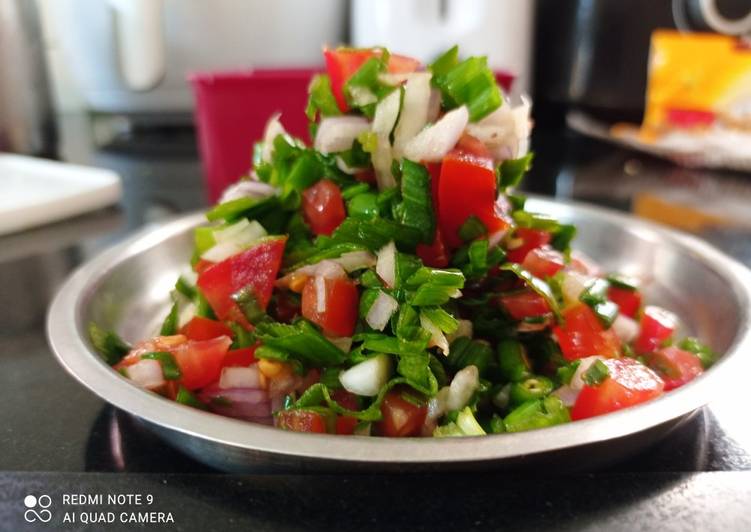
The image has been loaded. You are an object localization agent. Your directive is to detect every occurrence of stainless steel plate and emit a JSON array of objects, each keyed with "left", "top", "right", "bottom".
[{"left": 47, "top": 197, "right": 751, "bottom": 472}]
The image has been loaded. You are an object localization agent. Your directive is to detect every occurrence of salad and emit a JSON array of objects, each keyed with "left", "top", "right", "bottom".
[{"left": 90, "top": 45, "right": 716, "bottom": 437}]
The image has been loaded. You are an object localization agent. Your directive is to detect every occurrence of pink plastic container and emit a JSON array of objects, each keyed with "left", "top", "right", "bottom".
[
  {"left": 190, "top": 68, "right": 515, "bottom": 204},
  {"left": 189, "top": 69, "right": 318, "bottom": 203}
]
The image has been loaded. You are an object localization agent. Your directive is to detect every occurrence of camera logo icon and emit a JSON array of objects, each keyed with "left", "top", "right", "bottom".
[{"left": 24, "top": 494, "right": 52, "bottom": 523}]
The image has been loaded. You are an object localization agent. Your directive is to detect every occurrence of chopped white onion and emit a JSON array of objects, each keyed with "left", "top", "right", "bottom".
[
  {"left": 492, "top": 383, "right": 512, "bottom": 410},
  {"left": 219, "top": 366, "right": 263, "bottom": 390},
  {"left": 393, "top": 72, "right": 432, "bottom": 157},
  {"left": 373, "top": 89, "right": 402, "bottom": 137},
  {"left": 348, "top": 85, "right": 378, "bottom": 106},
  {"left": 552, "top": 385, "right": 579, "bottom": 408},
  {"left": 467, "top": 97, "right": 532, "bottom": 161},
  {"left": 420, "top": 313, "right": 450, "bottom": 355},
  {"left": 262, "top": 113, "right": 286, "bottom": 163},
  {"left": 446, "top": 319, "right": 473, "bottom": 344},
  {"left": 125, "top": 359, "right": 165, "bottom": 390},
  {"left": 339, "top": 354, "right": 392, "bottom": 397},
  {"left": 178, "top": 301, "right": 197, "bottom": 328},
  {"left": 561, "top": 271, "right": 594, "bottom": 308},
  {"left": 371, "top": 90, "right": 402, "bottom": 190},
  {"left": 570, "top": 356, "right": 607, "bottom": 390},
  {"left": 202, "top": 219, "right": 267, "bottom": 262},
  {"left": 377, "top": 72, "right": 413, "bottom": 86},
  {"left": 446, "top": 365, "right": 480, "bottom": 411},
  {"left": 427, "top": 387, "right": 451, "bottom": 421},
  {"left": 372, "top": 138, "right": 396, "bottom": 190},
  {"left": 219, "top": 180, "right": 277, "bottom": 203},
  {"left": 181, "top": 270, "right": 198, "bottom": 285},
  {"left": 314, "top": 116, "right": 371, "bottom": 154},
  {"left": 403, "top": 105, "right": 469, "bottom": 162},
  {"left": 365, "top": 291, "right": 399, "bottom": 331},
  {"left": 328, "top": 336, "right": 353, "bottom": 353},
  {"left": 613, "top": 314, "right": 640, "bottom": 343},
  {"left": 426, "top": 88, "right": 442, "bottom": 123},
  {"left": 201, "top": 241, "right": 242, "bottom": 262},
  {"left": 332, "top": 250, "right": 376, "bottom": 272},
  {"left": 292, "top": 259, "right": 347, "bottom": 279},
  {"left": 315, "top": 275, "right": 327, "bottom": 313},
  {"left": 213, "top": 219, "right": 266, "bottom": 246},
  {"left": 376, "top": 241, "right": 397, "bottom": 288}
]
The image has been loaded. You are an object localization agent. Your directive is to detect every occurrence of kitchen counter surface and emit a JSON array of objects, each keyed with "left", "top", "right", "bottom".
[{"left": 1, "top": 115, "right": 750, "bottom": 530}]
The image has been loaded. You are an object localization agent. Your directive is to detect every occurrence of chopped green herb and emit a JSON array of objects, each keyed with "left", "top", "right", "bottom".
[
  {"left": 498, "top": 153, "right": 533, "bottom": 190},
  {"left": 678, "top": 337, "right": 717, "bottom": 369},
  {"left": 458, "top": 215, "right": 487, "bottom": 242},
  {"left": 88, "top": 323, "right": 130, "bottom": 365},
  {"left": 583, "top": 359, "right": 611, "bottom": 386},
  {"left": 176, "top": 386, "right": 208, "bottom": 410},
  {"left": 159, "top": 302, "right": 179, "bottom": 336}
]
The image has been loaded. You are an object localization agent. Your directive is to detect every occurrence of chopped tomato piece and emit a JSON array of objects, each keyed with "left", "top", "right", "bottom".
[
  {"left": 553, "top": 304, "right": 621, "bottom": 361},
  {"left": 378, "top": 386, "right": 427, "bottom": 437},
  {"left": 507, "top": 228, "right": 552, "bottom": 263},
  {"left": 196, "top": 237, "right": 287, "bottom": 325},
  {"left": 180, "top": 316, "right": 233, "bottom": 341},
  {"left": 222, "top": 346, "right": 258, "bottom": 368},
  {"left": 301, "top": 276, "right": 359, "bottom": 337},
  {"left": 571, "top": 358, "right": 664, "bottom": 420},
  {"left": 521, "top": 246, "right": 565, "bottom": 279},
  {"left": 499, "top": 290, "right": 551, "bottom": 320},
  {"left": 276, "top": 410, "right": 328, "bottom": 433},
  {"left": 416, "top": 227, "right": 450, "bottom": 268},
  {"left": 608, "top": 286, "right": 642, "bottom": 319},
  {"left": 438, "top": 149, "right": 509, "bottom": 249},
  {"left": 302, "top": 179, "right": 346, "bottom": 236},
  {"left": 645, "top": 346, "right": 703, "bottom": 391},
  {"left": 324, "top": 48, "right": 420, "bottom": 112},
  {"left": 171, "top": 336, "right": 233, "bottom": 390},
  {"left": 335, "top": 415, "right": 359, "bottom": 435},
  {"left": 634, "top": 306, "right": 677, "bottom": 354}
]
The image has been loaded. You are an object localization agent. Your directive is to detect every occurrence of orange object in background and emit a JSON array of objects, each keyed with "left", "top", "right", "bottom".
[{"left": 641, "top": 30, "right": 751, "bottom": 137}]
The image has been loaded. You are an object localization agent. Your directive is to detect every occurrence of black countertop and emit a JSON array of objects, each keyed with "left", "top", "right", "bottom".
[{"left": 1, "top": 116, "right": 750, "bottom": 531}]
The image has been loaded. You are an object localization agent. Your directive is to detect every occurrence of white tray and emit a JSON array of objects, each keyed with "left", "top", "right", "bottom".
[{"left": 0, "top": 154, "right": 122, "bottom": 236}]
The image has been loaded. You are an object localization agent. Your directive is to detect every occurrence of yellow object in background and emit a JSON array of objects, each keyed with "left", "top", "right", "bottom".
[{"left": 642, "top": 30, "right": 751, "bottom": 137}]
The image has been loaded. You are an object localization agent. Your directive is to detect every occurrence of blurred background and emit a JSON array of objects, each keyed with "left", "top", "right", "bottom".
[{"left": 1, "top": 0, "right": 751, "bottom": 486}]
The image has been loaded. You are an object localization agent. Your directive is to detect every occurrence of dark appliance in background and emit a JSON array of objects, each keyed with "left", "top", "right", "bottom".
[{"left": 533, "top": 0, "right": 751, "bottom": 127}]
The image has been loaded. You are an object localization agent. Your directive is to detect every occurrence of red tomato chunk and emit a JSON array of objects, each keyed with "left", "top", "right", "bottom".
[
  {"left": 645, "top": 346, "right": 703, "bottom": 391},
  {"left": 378, "top": 387, "right": 427, "bottom": 437},
  {"left": 571, "top": 358, "right": 665, "bottom": 420},
  {"left": 634, "top": 306, "right": 677, "bottom": 354},
  {"left": 302, "top": 179, "right": 346, "bottom": 236},
  {"left": 553, "top": 304, "right": 621, "bottom": 361},
  {"left": 301, "top": 276, "right": 359, "bottom": 338},
  {"left": 197, "top": 237, "right": 287, "bottom": 325}
]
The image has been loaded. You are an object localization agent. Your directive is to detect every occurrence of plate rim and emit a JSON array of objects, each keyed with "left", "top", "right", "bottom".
[{"left": 46, "top": 196, "right": 751, "bottom": 464}]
